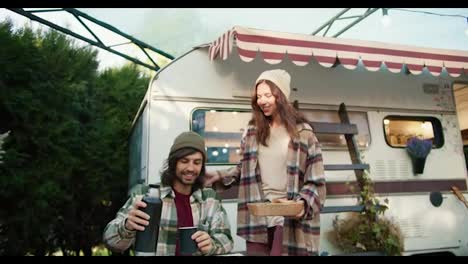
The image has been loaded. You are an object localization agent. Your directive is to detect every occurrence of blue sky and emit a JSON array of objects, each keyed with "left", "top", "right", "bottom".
[{"left": 2, "top": 8, "right": 467, "bottom": 71}]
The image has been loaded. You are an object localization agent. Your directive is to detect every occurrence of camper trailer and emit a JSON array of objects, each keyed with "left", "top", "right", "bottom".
[{"left": 128, "top": 26, "right": 468, "bottom": 255}]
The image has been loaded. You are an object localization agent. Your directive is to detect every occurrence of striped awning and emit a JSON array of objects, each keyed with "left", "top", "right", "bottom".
[{"left": 208, "top": 26, "right": 468, "bottom": 77}]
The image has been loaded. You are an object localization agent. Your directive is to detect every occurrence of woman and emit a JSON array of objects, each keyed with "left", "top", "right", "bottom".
[{"left": 204, "top": 69, "right": 326, "bottom": 256}]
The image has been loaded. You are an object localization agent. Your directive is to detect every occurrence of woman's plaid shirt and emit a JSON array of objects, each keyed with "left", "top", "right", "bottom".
[{"left": 217, "top": 122, "right": 326, "bottom": 256}]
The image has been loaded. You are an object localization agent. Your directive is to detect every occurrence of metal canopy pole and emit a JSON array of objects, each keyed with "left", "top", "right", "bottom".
[
  {"left": 6, "top": 8, "right": 174, "bottom": 72},
  {"left": 311, "top": 8, "right": 381, "bottom": 37}
]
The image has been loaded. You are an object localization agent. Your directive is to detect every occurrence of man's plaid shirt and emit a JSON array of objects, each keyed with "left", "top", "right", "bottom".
[{"left": 103, "top": 185, "right": 233, "bottom": 256}]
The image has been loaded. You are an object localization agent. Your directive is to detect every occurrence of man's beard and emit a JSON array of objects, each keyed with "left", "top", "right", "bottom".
[{"left": 176, "top": 171, "right": 198, "bottom": 186}]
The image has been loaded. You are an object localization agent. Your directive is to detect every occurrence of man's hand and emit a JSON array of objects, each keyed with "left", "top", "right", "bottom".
[
  {"left": 192, "top": 231, "right": 213, "bottom": 255},
  {"left": 203, "top": 171, "right": 221, "bottom": 187},
  {"left": 125, "top": 199, "right": 150, "bottom": 231}
]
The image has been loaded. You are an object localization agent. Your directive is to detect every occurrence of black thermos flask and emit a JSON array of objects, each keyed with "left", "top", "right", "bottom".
[{"left": 134, "top": 184, "right": 163, "bottom": 256}]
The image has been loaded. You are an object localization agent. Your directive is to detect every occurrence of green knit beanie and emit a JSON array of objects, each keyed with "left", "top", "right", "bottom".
[{"left": 169, "top": 131, "right": 206, "bottom": 159}]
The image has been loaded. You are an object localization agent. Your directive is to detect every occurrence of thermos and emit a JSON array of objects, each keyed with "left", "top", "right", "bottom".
[{"left": 134, "top": 184, "right": 163, "bottom": 256}]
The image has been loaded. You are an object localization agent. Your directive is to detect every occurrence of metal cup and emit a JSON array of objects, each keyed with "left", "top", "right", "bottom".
[{"left": 178, "top": 226, "right": 198, "bottom": 255}]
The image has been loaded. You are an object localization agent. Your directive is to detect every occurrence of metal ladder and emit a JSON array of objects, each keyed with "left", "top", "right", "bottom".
[
  {"left": 310, "top": 103, "right": 386, "bottom": 256},
  {"left": 307, "top": 103, "right": 369, "bottom": 214}
]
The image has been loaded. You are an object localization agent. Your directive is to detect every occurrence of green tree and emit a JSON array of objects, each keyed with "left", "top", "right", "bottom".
[
  {"left": 0, "top": 132, "right": 8, "bottom": 164},
  {"left": 0, "top": 20, "right": 149, "bottom": 255},
  {"left": 57, "top": 64, "right": 149, "bottom": 256}
]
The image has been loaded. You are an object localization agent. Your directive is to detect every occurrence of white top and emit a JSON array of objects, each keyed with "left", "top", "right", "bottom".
[{"left": 258, "top": 125, "right": 290, "bottom": 227}]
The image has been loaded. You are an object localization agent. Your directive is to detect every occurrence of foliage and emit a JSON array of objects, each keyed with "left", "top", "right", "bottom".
[
  {"left": 406, "top": 137, "right": 432, "bottom": 159},
  {"left": 0, "top": 20, "right": 149, "bottom": 255},
  {"left": 327, "top": 170, "right": 404, "bottom": 256},
  {"left": 0, "top": 131, "right": 9, "bottom": 164}
]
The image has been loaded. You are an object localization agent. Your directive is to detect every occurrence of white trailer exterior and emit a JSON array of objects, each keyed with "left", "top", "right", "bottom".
[{"left": 128, "top": 26, "right": 468, "bottom": 256}]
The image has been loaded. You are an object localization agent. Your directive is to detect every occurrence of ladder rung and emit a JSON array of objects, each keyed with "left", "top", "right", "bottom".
[
  {"left": 321, "top": 205, "right": 365, "bottom": 214},
  {"left": 309, "top": 122, "right": 358, "bottom": 135},
  {"left": 324, "top": 164, "right": 369, "bottom": 171}
]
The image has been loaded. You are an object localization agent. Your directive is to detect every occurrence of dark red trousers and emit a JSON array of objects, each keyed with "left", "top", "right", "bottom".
[{"left": 246, "top": 226, "right": 283, "bottom": 256}]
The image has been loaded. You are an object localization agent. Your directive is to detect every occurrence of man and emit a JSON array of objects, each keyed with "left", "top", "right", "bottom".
[{"left": 103, "top": 131, "right": 233, "bottom": 256}]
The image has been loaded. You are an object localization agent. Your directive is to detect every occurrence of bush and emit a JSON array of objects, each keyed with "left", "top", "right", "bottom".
[
  {"left": 0, "top": 131, "right": 9, "bottom": 164},
  {"left": 327, "top": 171, "right": 404, "bottom": 256},
  {"left": 328, "top": 212, "right": 404, "bottom": 256}
]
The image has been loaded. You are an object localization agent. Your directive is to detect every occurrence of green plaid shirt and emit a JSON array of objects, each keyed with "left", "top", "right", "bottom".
[{"left": 103, "top": 185, "right": 233, "bottom": 256}]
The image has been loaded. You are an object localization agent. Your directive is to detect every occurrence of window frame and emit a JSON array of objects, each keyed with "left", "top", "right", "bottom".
[
  {"left": 128, "top": 100, "right": 148, "bottom": 190},
  {"left": 382, "top": 115, "right": 444, "bottom": 149},
  {"left": 190, "top": 107, "right": 372, "bottom": 165},
  {"left": 301, "top": 109, "right": 372, "bottom": 151},
  {"left": 190, "top": 107, "right": 251, "bottom": 166}
]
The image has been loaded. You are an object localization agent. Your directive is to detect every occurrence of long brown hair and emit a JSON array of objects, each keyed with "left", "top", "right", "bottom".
[{"left": 250, "top": 80, "right": 309, "bottom": 146}]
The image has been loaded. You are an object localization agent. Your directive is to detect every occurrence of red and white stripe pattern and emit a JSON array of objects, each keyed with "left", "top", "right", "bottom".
[
  {"left": 208, "top": 26, "right": 468, "bottom": 77},
  {"left": 208, "top": 29, "right": 234, "bottom": 61}
]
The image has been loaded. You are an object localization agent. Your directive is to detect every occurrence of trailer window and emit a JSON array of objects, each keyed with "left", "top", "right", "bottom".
[
  {"left": 129, "top": 103, "right": 148, "bottom": 189},
  {"left": 191, "top": 108, "right": 251, "bottom": 164},
  {"left": 301, "top": 109, "right": 371, "bottom": 150},
  {"left": 383, "top": 116, "right": 444, "bottom": 148},
  {"left": 191, "top": 108, "right": 371, "bottom": 164}
]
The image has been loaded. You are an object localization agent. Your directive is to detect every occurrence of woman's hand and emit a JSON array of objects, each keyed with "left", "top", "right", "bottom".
[
  {"left": 272, "top": 198, "right": 305, "bottom": 219},
  {"left": 203, "top": 171, "right": 221, "bottom": 187}
]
